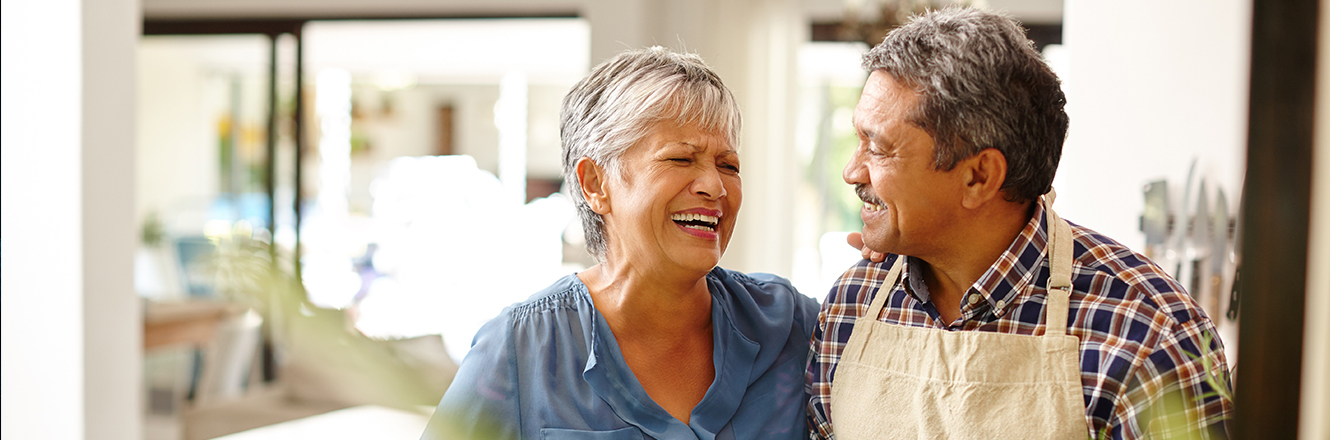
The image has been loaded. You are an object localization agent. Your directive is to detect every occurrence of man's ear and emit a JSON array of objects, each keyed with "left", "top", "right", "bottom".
[
  {"left": 960, "top": 148, "right": 1008, "bottom": 209},
  {"left": 576, "top": 157, "right": 611, "bottom": 214}
]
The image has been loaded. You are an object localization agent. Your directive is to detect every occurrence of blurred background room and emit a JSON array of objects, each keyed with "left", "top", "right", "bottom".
[{"left": 3, "top": 0, "right": 1327, "bottom": 439}]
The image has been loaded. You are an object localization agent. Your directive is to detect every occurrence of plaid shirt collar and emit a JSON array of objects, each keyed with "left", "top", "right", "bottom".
[{"left": 901, "top": 197, "right": 1054, "bottom": 325}]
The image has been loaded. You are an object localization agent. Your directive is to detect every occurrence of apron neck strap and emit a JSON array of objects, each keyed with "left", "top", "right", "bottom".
[
  {"left": 865, "top": 257, "right": 906, "bottom": 322},
  {"left": 1042, "top": 190, "right": 1074, "bottom": 338}
]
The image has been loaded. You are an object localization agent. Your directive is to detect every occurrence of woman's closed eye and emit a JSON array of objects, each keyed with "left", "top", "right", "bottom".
[{"left": 669, "top": 158, "right": 693, "bottom": 164}]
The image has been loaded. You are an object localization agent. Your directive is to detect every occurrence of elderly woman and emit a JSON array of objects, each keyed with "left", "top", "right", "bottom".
[{"left": 421, "top": 47, "right": 818, "bottom": 439}]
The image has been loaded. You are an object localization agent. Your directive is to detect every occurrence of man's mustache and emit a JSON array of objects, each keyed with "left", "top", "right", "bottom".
[{"left": 855, "top": 184, "right": 884, "bottom": 206}]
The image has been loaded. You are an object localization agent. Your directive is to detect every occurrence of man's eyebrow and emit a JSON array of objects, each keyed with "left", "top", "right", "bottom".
[{"left": 852, "top": 116, "right": 877, "bottom": 140}]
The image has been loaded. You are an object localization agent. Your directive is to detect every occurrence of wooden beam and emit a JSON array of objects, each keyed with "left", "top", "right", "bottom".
[{"left": 1233, "top": 0, "right": 1317, "bottom": 437}]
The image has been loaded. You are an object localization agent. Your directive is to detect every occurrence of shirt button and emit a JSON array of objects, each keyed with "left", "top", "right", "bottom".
[
  {"left": 995, "top": 299, "right": 1006, "bottom": 309},
  {"left": 968, "top": 294, "right": 981, "bottom": 305}
]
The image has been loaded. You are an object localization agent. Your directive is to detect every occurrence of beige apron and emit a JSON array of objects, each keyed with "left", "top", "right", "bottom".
[{"left": 830, "top": 195, "right": 1088, "bottom": 440}]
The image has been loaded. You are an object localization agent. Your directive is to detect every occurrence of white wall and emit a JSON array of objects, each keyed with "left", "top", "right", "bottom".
[
  {"left": 1, "top": 0, "right": 140, "bottom": 439},
  {"left": 1060, "top": 0, "right": 1251, "bottom": 250}
]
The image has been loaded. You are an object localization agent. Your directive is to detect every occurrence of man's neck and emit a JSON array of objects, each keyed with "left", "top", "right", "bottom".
[{"left": 919, "top": 200, "right": 1034, "bottom": 324}]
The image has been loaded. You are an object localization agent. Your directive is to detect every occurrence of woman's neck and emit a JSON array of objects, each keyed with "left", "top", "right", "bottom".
[
  {"left": 577, "top": 261, "right": 716, "bottom": 424},
  {"left": 578, "top": 262, "right": 713, "bottom": 340}
]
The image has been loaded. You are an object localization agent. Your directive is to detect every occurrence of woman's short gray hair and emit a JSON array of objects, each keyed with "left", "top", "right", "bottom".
[
  {"left": 560, "top": 47, "right": 741, "bottom": 261},
  {"left": 863, "top": 7, "right": 1068, "bottom": 202}
]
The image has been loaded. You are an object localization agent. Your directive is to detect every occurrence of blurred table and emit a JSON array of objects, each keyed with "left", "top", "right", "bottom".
[{"left": 144, "top": 300, "right": 241, "bottom": 350}]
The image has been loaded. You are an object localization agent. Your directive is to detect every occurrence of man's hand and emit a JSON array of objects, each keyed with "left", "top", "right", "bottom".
[{"left": 846, "top": 232, "right": 887, "bottom": 263}]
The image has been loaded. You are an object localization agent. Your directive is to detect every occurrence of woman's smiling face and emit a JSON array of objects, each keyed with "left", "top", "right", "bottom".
[{"left": 601, "top": 121, "right": 742, "bottom": 275}]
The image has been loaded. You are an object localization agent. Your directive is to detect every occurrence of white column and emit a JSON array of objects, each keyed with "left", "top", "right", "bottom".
[
  {"left": 708, "top": 0, "right": 803, "bottom": 276},
  {"left": 496, "top": 70, "right": 529, "bottom": 204},
  {"left": 1, "top": 0, "right": 140, "bottom": 438},
  {"left": 82, "top": 0, "right": 140, "bottom": 438}
]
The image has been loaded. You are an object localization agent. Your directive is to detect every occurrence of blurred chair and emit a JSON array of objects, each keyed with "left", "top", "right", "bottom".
[
  {"left": 142, "top": 299, "right": 247, "bottom": 440},
  {"left": 175, "top": 236, "right": 218, "bottom": 297},
  {"left": 194, "top": 309, "right": 264, "bottom": 406},
  {"left": 183, "top": 302, "right": 456, "bottom": 440}
]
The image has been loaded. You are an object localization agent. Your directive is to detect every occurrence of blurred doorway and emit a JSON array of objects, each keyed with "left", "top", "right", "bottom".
[{"left": 137, "top": 16, "right": 589, "bottom": 440}]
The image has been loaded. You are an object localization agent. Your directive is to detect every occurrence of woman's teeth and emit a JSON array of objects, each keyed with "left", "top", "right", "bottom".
[{"left": 671, "top": 213, "right": 719, "bottom": 232}]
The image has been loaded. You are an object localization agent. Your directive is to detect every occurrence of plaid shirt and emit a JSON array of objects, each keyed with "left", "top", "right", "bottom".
[{"left": 805, "top": 200, "right": 1233, "bottom": 439}]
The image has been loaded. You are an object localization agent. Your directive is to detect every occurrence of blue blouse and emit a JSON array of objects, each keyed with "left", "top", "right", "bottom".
[{"left": 422, "top": 267, "right": 818, "bottom": 440}]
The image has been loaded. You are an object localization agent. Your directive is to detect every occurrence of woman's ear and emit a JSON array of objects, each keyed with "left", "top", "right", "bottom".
[{"left": 576, "top": 157, "right": 611, "bottom": 214}]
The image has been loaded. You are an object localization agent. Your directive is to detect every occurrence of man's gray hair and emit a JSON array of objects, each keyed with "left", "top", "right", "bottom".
[
  {"left": 560, "top": 47, "right": 741, "bottom": 261},
  {"left": 864, "top": 7, "right": 1068, "bottom": 202}
]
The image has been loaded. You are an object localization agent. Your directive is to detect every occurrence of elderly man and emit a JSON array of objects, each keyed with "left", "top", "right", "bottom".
[{"left": 805, "top": 7, "right": 1233, "bottom": 439}]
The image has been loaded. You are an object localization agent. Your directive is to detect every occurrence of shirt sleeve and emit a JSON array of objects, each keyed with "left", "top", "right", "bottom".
[
  {"left": 787, "top": 279, "right": 829, "bottom": 440},
  {"left": 1110, "top": 311, "right": 1234, "bottom": 439},
  {"left": 421, "top": 311, "right": 521, "bottom": 440},
  {"left": 793, "top": 287, "right": 821, "bottom": 344},
  {"left": 805, "top": 296, "right": 833, "bottom": 440}
]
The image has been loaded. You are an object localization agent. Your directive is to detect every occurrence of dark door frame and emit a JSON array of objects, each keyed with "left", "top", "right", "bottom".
[{"left": 1235, "top": 0, "right": 1317, "bottom": 438}]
